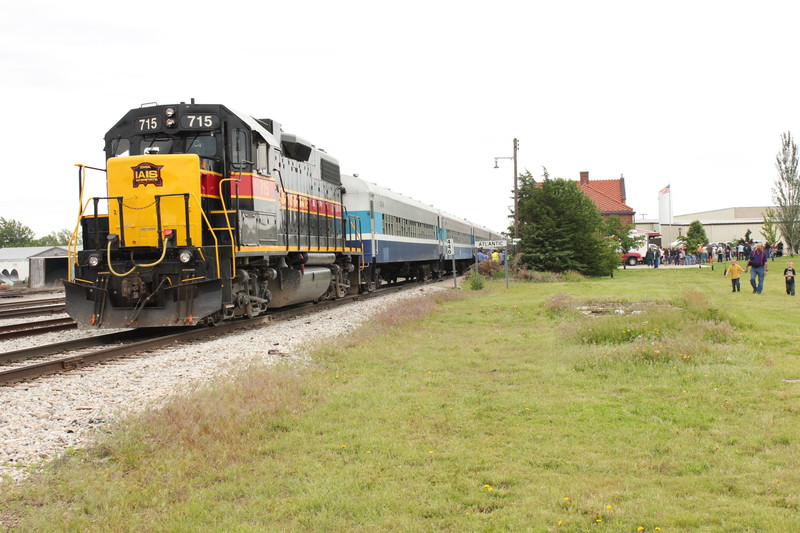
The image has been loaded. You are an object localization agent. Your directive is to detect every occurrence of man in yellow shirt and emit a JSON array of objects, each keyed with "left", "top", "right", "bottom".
[{"left": 725, "top": 259, "right": 746, "bottom": 292}]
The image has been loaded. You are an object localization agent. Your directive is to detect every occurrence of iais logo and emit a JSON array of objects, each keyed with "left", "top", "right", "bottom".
[{"left": 131, "top": 162, "right": 165, "bottom": 187}]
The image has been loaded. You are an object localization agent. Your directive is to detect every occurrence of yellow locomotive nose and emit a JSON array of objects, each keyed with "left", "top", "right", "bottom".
[{"left": 107, "top": 154, "right": 203, "bottom": 248}]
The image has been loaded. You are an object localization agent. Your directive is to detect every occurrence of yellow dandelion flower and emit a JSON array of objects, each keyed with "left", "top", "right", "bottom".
[
  {"left": 564, "top": 497, "right": 570, "bottom": 501},
  {"left": 638, "top": 528, "right": 644, "bottom": 532},
  {"left": 596, "top": 518, "right": 602, "bottom": 523},
  {"left": 605, "top": 504, "right": 613, "bottom": 509},
  {"left": 557, "top": 520, "right": 563, "bottom": 526},
  {"left": 655, "top": 527, "right": 661, "bottom": 531},
  {"left": 428, "top": 450, "right": 434, "bottom": 454}
]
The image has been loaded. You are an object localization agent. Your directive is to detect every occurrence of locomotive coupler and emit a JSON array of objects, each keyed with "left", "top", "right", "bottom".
[{"left": 121, "top": 273, "right": 149, "bottom": 302}]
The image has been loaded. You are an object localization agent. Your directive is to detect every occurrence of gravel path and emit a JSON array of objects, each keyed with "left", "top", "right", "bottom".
[{"left": 0, "top": 286, "right": 443, "bottom": 484}]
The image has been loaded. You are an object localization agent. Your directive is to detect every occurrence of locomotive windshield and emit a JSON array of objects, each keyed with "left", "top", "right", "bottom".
[
  {"left": 185, "top": 135, "right": 217, "bottom": 157},
  {"left": 141, "top": 138, "right": 174, "bottom": 155},
  {"left": 137, "top": 135, "right": 217, "bottom": 157},
  {"left": 107, "top": 133, "right": 219, "bottom": 158}
]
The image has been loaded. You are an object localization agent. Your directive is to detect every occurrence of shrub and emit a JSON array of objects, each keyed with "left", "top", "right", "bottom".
[
  {"left": 476, "top": 259, "right": 503, "bottom": 277},
  {"left": 515, "top": 267, "right": 565, "bottom": 282},
  {"left": 467, "top": 273, "right": 486, "bottom": 290}
]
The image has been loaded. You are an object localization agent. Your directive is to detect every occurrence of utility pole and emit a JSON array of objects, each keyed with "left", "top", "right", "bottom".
[{"left": 494, "top": 138, "right": 520, "bottom": 239}]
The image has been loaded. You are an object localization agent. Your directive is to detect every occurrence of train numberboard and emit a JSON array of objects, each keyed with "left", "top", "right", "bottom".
[
  {"left": 180, "top": 114, "right": 220, "bottom": 129},
  {"left": 476, "top": 240, "right": 507, "bottom": 248}
]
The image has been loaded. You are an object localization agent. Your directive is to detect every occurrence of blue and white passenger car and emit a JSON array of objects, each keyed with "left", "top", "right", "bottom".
[{"left": 341, "top": 174, "right": 502, "bottom": 287}]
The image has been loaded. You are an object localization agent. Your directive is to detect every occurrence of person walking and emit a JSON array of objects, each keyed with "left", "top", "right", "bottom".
[
  {"left": 784, "top": 261, "right": 796, "bottom": 296},
  {"left": 645, "top": 247, "right": 654, "bottom": 267},
  {"left": 725, "top": 259, "right": 746, "bottom": 292},
  {"left": 747, "top": 243, "right": 769, "bottom": 294}
]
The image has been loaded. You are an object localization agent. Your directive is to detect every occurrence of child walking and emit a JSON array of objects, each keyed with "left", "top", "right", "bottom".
[
  {"left": 784, "top": 261, "right": 796, "bottom": 295},
  {"left": 725, "top": 259, "right": 746, "bottom": 292}
]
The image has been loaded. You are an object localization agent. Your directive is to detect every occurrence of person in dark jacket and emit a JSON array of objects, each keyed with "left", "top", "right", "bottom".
[{"left": 747, "top": 243, "right": 769, "bottom": 294}]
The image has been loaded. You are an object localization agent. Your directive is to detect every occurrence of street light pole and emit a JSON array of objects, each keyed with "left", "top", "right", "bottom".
[
  {"left": 512, "top": 138, "right": 518, "bottom": 239},
  {"left": 494, "top": 138, "right": 520, "bottom": 239}
]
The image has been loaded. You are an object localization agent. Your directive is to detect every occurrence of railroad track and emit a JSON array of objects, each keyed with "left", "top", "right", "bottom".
[
  {"left": 0, "top": 317, "right": 76, "bottom": 340},
  {"left": 0, "top": 282, "right": 417, "bottom": 385},
  {"left": 0, "top": 297, "right": 66, "bottom": 319}
]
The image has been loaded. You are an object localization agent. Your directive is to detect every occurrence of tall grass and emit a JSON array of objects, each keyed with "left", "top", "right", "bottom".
[{"left": 3, "top": 262, "right": 800, "bottom": 532}]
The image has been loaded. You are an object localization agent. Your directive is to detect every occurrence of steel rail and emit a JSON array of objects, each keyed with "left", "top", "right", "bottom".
[
  {"left": 0, "top": 297, "right": 66, "bottom": 311},
  {"left": 0, "top": 318, "right": 76, "bottom": 340},
  {"left": 0, "top": 304, "right": 67, "bottom": 319},
  {"left": 0, "top": 280, "right": 434, "bottom": 384}
]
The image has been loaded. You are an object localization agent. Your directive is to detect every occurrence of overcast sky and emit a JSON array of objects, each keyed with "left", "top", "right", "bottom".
[{"left": 1, "top": 0, "right": 798, "bottom": 237}]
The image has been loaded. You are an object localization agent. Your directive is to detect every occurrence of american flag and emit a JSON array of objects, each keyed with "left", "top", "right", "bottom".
[{"left": 659, "top": 184, "right": 670, "bottom": 195}]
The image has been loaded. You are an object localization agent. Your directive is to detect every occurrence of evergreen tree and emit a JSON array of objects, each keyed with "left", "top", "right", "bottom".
[
  {"left": 517, "top": 175, "right": 616, "bottom": 276},
  {"left": 685, "top": 220, "right": 708, "bottom": 252}
]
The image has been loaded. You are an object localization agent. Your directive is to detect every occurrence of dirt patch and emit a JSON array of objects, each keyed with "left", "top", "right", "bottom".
[{"left": 575, "top": 300, "right": 658, "bottom": 317}]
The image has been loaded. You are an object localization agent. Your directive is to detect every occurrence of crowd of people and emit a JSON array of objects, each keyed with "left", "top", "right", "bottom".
[
  {"left": 641, "top": 241, "right": 785, "bottom": 268},
  {"left": 638, "top": 240, "right": 794, "bottom": 296},
  {"left": 476, "top": 249, "right": 505, "bottom": 264}
]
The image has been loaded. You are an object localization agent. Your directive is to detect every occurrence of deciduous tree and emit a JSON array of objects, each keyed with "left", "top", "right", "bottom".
[
  {"left": 772, "top": 131, "right": 800, "bottom": 255},
  {"left": 0, "top": 218, "right": 35, "bottom": 248},
  {"left": 761, "top": 208, "right": 779, "bottom": 247}
]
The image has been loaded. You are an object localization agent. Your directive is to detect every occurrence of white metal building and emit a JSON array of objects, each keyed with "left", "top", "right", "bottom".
[
  {"left": 0, "top": 247, "right": 69, "bottom": 287},
  {"left": 636, "top": 206, "right": 772, "bottom": 246}
]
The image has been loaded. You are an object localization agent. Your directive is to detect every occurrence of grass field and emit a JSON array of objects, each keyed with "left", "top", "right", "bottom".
[{"left": 3, "top": 260, "right": 800, "bottom": 532}]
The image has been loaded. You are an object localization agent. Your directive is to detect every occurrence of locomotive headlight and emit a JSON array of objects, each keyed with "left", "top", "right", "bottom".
[
  {"left": 166, "top": 118, "right": 177, "bottom": 128},
  {"left": 164, "top": 107, "right": 176, "bottom": 117},
  {"left": 87, "top": 254, "right": 101, "bottom": 267},
  {"left": 178, "top": 249, "right": 194, "bottom": 264}
]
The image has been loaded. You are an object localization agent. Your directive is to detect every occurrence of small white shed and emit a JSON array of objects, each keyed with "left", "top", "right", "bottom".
[{"left": 0, "top": 247, "right": 69, "bottom": 288}]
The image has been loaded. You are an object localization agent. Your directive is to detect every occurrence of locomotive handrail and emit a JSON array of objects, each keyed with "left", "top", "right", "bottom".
[
  {"left": 69, "top": 165, "right": 110, "bottom": 281},
  {"left": 70, "top": 192, "right": 222, "bottom": 282},
  {"left": 218, "top": 177, "right": 239, "bottom": 280},
  {"left": 343, "top": 212, "right": 366, "bottom": 271},
  {"left": 153, "top": 193, "right": 192, "bottom": 248}
]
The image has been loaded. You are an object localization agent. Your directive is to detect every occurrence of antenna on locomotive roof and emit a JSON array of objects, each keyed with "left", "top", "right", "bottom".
[{"left": 191, "top": 98, "right": 195, "bottom": 104}]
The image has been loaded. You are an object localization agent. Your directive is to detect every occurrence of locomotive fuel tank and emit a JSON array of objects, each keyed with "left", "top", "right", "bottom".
[{"left": 266, "top": 266, "right": 333, "bottom": 308}]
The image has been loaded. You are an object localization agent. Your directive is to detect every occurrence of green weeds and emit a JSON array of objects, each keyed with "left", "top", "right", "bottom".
[{"left": 3, "top": 263, "right": 800, "bottom": 532}]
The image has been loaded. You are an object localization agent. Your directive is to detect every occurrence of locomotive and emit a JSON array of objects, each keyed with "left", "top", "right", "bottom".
[{"left": 65, "top": 101, "right": 499, "bottom": 328}]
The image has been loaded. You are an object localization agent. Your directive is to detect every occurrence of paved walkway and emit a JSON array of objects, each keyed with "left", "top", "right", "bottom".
[{"left": 620, "top": 263, "right": 726, "bottom": 270}]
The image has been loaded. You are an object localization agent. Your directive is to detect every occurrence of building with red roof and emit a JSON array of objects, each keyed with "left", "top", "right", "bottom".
[{"left": 575, "top": 171, "right": 636, "bottom": 224}]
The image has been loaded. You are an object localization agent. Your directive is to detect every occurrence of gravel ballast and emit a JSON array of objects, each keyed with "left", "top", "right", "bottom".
[{"left": 0, "top": 286, "right": 444, "bottom": 484}]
